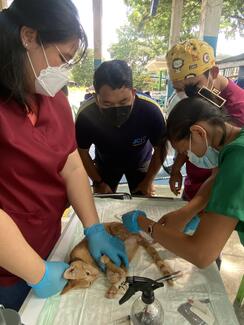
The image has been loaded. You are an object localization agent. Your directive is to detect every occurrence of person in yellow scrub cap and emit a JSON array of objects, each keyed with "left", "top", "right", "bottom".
[
  {"left": 162, "top": 39, "right": 244, "bottom": 237},
  {"left": 167, "top": 39, "right": 215, "bottom": 83}
]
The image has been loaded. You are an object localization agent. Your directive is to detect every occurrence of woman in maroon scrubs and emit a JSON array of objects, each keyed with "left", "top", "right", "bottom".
[{"left": 0, "top": 0, "right": 128, "bottom": 310}]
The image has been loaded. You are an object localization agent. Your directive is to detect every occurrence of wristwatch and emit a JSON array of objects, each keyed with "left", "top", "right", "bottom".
[{"left": 93, "top": 179, "right": 104, "bottom": 187}]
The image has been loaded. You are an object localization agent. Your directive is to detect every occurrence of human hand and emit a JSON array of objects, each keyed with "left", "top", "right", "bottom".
[
  {"left": 122, "top": 210, "right": 147, "bottom": 233},
  {"left": 28, "top": 261, "right": 69, "bottom": 298},
  {"left": 169, "top": 170, "right": 182, "bottom": 195},
  {"left": 93, "top": 182, "right": 113, "bottom": 194},
  {"left": 133, "top": 180, "right": 155, "bottom": 197},
  {"left": 84, "top": 223, "right": 128, "bottom": 271}
]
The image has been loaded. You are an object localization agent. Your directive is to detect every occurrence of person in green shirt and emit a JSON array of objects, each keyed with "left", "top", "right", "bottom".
[{"left": 122, "top": 96, "right": 244, "bottom": 267}]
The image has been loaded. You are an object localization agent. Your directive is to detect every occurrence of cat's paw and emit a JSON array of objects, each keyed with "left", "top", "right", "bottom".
[
  {"left": 106, "top": 269, "right": 125, "bottom": 283},
  {"left": 105, "top": 285, "right": 118, "bottom": 299}
]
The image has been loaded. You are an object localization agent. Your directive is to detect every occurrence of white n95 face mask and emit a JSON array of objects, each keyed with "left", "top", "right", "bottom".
[
  {"left": 187, "top": 133, "right": 219, "bottom": 169},
  {"left": 34, "top": 65, "right": 69, "bottom": 97},
  {"left": 27, "top": 43, "right": 69, "bottom": 97}
]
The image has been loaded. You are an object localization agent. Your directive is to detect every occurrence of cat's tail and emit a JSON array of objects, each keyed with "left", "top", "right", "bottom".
[{"left": 138, "top": 236, "right": 175, "bottom": 286}]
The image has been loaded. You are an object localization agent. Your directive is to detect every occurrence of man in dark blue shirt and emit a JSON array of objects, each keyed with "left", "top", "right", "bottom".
[{"left": 76, "top": 60, "right": 167, "bottom": 196}]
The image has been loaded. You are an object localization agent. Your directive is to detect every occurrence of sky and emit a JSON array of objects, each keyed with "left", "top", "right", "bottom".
[
  {"left": 73, "top": 0, "right": 244, "bottom": 59},
  {"left": 73, "top": 0, "right": 128, "bottom": 58},
  {"left": 6, "top": 0, "right": 244, "bottom": 58}
]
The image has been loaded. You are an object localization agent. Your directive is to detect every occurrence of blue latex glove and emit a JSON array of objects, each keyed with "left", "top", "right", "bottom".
[
  {"left": 28, "top": 261, "right": 69, "bottom": 298},
  {"left": 84, "top": 223, "right": 129, "bottom": 271},
  {"left": 122, "top": 210, "right": 147, "bottom": 233},
  {"left": 183, "top": 215, "right": 200, "bottom": 234}
]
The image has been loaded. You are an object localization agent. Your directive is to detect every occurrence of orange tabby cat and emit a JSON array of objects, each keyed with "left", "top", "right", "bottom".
[{"left": 62, "top": 222, "right": 174, "bottom": 298}]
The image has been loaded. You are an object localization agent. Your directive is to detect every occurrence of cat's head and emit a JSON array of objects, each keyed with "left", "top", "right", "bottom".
[{"left": 61, "top": 260, "right": 99, "bottom": 294}]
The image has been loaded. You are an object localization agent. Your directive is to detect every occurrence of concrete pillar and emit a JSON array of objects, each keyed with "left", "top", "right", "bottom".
[
  {"left": 168, "top": 0, "right": 184, "bottom": 49},
  {"left": 199, "top": 0, "right": 224, "bottom": 54},
  {"left": 93, "top": 0, "right": 102, "bottom": 70}
]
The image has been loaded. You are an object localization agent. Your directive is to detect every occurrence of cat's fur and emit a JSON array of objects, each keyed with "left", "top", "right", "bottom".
[{"left": 62, "top": 222, "right": 174, "bottom": 298}]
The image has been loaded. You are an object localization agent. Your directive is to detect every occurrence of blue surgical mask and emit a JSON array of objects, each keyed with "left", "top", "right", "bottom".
[{"left": 187, "top": 133, "right": 219, "bottom": 169}]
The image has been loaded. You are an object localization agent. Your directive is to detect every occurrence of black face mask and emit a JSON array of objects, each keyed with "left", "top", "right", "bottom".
[
  {"left": 100, "top": 105, "right": 132, "bottom": 127},
  {"left": 184, "top": 83, "right": 200, "bottom": 97}
]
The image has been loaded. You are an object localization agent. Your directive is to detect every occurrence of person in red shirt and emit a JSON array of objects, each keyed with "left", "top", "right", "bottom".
[
  {"left": 0, "top": 0, "right": 128, "bottom": 311},
  {"left": 161, "top": 39, "right": 244, "bottom": 233}
]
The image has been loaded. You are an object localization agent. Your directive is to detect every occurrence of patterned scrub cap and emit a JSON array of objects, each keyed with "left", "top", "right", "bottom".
[{"left": 166, "top": 39, "right": 215, "bottom": 81}]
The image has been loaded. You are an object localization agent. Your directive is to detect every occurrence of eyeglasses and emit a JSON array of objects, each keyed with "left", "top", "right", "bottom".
[
  {"left": 198, "top": 86, "right": 226, "bottom": 109},
  {"left": 55, "top": 45, "right": 83, "bottom": 69}
]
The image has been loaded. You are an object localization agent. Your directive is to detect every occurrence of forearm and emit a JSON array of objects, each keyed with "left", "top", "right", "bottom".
[
  {"left": 78, "top": 148, "right": 102, "bottom": 182},
  {"left": 144, "top": 147, "right": 163, "bottom": 182},
  {"left": 180, "top": 170, "right": 218, "bottom": 219},
  {"left": 65, "top": 167, "right": 99, "bottom": 226},
  {"left": 0, "top": 210, "right": 45, "bottom": 284},
  {"left": 171, "top": 152, "right": 187, "bottom": 174},
  {"left": 63, "top": 159, "right": 99, "bottom": 227},
  {"left": 138, "top": 216, "right": 206, "bottom": 267},
  {"left": 137, "top": 207, "right": 237, "bottom": 268},
  {"left": 159, "top": 136, "right": 168, "bottom": 165}
]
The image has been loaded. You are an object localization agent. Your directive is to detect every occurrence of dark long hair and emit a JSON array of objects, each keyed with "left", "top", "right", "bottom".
[
  {"left": 0, "top": 0, "right": 87, "bottom": 104},
  {"left": 167, "top": 97, "right": 227, "bottom": 143}
]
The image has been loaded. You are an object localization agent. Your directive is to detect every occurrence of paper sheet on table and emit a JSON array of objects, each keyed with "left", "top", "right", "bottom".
[{"left": 35, "top": 198, "right": 238, "bottom": 325}]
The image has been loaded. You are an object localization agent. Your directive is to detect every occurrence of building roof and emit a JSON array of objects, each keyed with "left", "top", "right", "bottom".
[
  {"left": 216, "top": 53, "right": 244, "bottom": 64},
  {"left": 146, "top": 57, "right": 167, "bottom": 72}
]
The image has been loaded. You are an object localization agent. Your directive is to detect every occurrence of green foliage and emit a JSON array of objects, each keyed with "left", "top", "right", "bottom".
[
  {"left": 109, "top": 24, "right": 162, "bottom": 90},
  {"left": 124, "top": 0, "right": 243, "bottom": 40},
  {"left": 220, "top": 0, "right": 244, "bottom": 37},
  {"left": 71, "top": 49, "right": 94, "bottom": 87},
  {"left": 109, "top": 0, "right": 243, "bottom": 90},
  {"left": 133, "top": 67, "right": 155, "bottom": 90},
  {"left": 123, "top": 0, "right": 201, "bottom": 50}
]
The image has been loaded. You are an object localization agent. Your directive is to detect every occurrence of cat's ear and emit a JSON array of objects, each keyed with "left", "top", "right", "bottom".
[
  {"left": 61, "top": 280, "right": 78, "bottom": 294},
  {"left": 63, "top": 264, "right": 79, "bottom": 280},
  {"left": 61, "top": 277, "right": 94, "bottom": 294}
]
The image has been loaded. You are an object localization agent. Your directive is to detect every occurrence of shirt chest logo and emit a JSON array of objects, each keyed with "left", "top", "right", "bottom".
[{"left": 132, "top": 136, "right": 146, "bottom": 146}]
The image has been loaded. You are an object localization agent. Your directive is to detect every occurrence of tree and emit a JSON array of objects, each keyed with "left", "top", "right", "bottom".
[
  {"left": 71, "top": 49, "right": 94, "bottom": 87},
  {"left": 109, "top": 0, "right": 243, "bottom": 90},
  {"left": 122, "top": 0, "right": 201, "bottom": 52},
  {"left": 109, "top": 1, "right": 201, "bottom": 89},
  {"left": 220, "top": 0, "right": 244, "bottom": 37},
  {"left": 109, "top": 24, "right": 168, "bottom": 90},
  {"left": 124, "top": 0, "right": 243, "bottom": 39}
]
